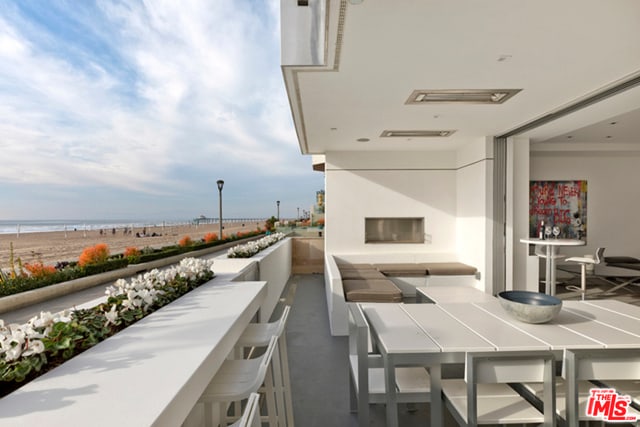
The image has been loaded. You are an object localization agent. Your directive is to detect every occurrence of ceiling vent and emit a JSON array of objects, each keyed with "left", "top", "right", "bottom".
[
  {"left": 380, "top": 130, "right": 456, "bottom": 138},
  {"left": 406, "top": 89, "right": 521, "bottom": 105}
]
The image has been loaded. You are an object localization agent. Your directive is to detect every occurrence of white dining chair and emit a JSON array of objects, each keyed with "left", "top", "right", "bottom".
[
  {"left": 235, "top": 306, "right": 293, "bottom": 426},
  {"left": 347, "top": 303, "right": 431, "bottom": 427},
  {"left": 199, "top": 335, "right": 279, "bottom": 427},
  {"left": 562, "top": 348, "right": 640, "bottom": 427},
  {"left": 565, "top": 247, "right": 605, "bottom": 300},
  {"left": 442, "top": 350, "right": 556, "bottom": 426}
]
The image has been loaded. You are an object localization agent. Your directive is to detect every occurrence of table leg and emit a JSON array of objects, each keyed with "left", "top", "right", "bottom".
[
  {"left": 384, "top": 355, "right": 398, "bottom": 427},
  {"left": 550, "top": 246, "right": 557, "bottom": 296},
  {"left": 430, "top": 364, "right": 443, "bottom": 427},
  {"left": 545, "top": 246, "right": 552, "bottom": 295}
]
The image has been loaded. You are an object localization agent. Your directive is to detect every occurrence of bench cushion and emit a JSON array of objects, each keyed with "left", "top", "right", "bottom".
[
  {"left": 337, "top": 262, "right": 375, "bottom": 270},
  {"left": 343, "top": 279, "right": 402, "bottom": 303},
  {"left": 423, "top": 262, "right": 477, "bottom": 276},
  {"left": 340, "top": 269, "right": 387, "bottom": 280},
  {"left": 374, "top": 263, "right": 428, "bottom": 276},
  {"left": 605, "top": 256, "right": 640, "bottom": 264}
]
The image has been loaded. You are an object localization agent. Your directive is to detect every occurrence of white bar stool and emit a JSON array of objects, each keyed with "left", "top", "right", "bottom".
[
  {"left": 565, "top": 247, "right": 605, "bottom": 300},
  {"left": 236, "top": 306, "right": 294, "bottom": 427},
  {"left": 199, "top": 336, "right": 279, "bottom": 427},
  {"left": 229, "top": 393, "right": 261, "bottom": 427}
]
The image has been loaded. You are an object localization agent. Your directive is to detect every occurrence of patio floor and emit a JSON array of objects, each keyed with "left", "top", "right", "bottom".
[
  {"left": 281, "top": 273, "right": 640, "bottom": 427},
  {"left": 281, "top": 273, "right": 459, "bottom": 427}
]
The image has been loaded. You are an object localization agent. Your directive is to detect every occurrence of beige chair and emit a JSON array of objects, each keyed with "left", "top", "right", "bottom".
[
  {"left": 565, "top": 247, "right": 605, "bottom": 300},
  {"left": 442, "top": 351, "right": 556, "bottom": 426},
  {"left": 347, "top": 303, "right": 431, "bottom": 427}
]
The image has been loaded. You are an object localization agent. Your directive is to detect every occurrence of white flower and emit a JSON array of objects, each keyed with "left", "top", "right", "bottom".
[
  {"left": 104, "top": 305, "right": 118, "bottom": 325},
  {"left": 22, "top": 339, "right": 45, "bottom": 356},
  {"left": 4, "top": 344, "right": 22, "bottom": 362}
]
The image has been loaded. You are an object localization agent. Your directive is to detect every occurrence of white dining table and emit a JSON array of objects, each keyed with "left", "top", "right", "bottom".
[
  {"left": 360, "top": 298, "right": 640, "bottom": 427},
  {"left": 520, "top": 237, "right": 585, "bottom": 295}
]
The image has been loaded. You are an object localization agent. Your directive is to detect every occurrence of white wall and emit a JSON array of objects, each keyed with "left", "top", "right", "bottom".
[
  {"left": 456, "top": 138, "right": 493, "bottom": 293},
  {"left": 325, "top": 146, "right": 491, "bottom": 291},
  {"left": 325, "top": 151, "right": 458, "bottom": 257},
  {"left": 280, "top": 0, "right": 325, "bottom": 66},
  {"left": 530, "top": 149, "right": 640, "bottom": 260},
  {"left": 507, "top": 137, "right": 535, "bottom": 291}
]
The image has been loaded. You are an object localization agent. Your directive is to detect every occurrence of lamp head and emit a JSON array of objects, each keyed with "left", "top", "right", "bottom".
[{"left": 217, "top": 180, "right": 224, "bottom": 191}]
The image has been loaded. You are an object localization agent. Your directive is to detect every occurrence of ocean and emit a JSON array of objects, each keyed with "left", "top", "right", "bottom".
[{"left": 0, "top": 218, "right": 265, "bottom": 235}]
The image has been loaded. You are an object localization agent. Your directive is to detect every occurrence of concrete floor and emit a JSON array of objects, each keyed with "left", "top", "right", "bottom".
[{"left": 282, "top": 274, "right": 457, "bottom": 427}]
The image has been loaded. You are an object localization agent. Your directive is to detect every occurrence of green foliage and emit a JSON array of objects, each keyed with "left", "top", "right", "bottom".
[
  {"left": 0, "top": 232, "right": 263, "bottom": 298},
  {"left": 265, "top": 216, "right": 277, "bottom": 232}
]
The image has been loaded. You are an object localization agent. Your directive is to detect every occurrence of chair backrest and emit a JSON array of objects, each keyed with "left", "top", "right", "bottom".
[
  {"left": 465, "top": 351, "right": 556, "bottom": 426},
  {"left": 240, "top": 335, "right": 279, "bottom": 396},
  {"left": 229, "top": 392, "right": 261, "bottom": 427},
  {"left": 563, "top": 348, "right": 640, "bottom": 426},
  {"left": 563, "top": 348, "right": 640, "bottom": 382},
  {"left": 594, "top": 247, "right": 606, "bottom": 264},
  {"left": 274, "top": 305, "right": 291, "bottom": 338}
]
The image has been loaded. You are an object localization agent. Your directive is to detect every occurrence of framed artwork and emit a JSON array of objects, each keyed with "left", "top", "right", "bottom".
[{"left": 529, "top": 180, "right": 587, "bottom": 240}]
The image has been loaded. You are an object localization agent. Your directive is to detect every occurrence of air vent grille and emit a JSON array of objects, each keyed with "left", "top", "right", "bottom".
[
  {"left": 406, "top": 89, "right": 521, "bottom": 104},
  {"left": 380, "top": 130, "right": 456, "bottom": 138}
]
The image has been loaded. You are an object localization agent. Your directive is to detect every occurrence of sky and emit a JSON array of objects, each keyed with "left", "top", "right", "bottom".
[{"left": 0, "top": 0, "right": 324, "bottom": 221}]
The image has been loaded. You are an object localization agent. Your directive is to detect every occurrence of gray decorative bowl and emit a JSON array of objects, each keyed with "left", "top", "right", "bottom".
[{"left": 497, "top": 291, "right": 562, "bottom": 324}]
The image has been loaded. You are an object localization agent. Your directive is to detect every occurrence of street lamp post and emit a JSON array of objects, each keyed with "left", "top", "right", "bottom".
[
  {"left": 277, "top": 200, "right": 280, "bottom": 221},
  {"left": 217, "top": 180, "right": 224, "bottom": 240},
  {"left": 297, "top": 207, "right": 300, "bottom": 221}
]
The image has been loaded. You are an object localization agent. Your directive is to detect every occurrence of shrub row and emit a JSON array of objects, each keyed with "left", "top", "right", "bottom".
[{"left": 0, "top": 231, "right": 265, "bottom": 298}]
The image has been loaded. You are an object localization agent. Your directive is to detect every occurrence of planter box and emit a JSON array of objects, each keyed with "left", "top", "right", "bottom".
[
  {"left": 0, "top": 279, "right": 267, "bottom": 426},
  {"left": 213, "top": 237, "right": 292, "bottom": 322}
]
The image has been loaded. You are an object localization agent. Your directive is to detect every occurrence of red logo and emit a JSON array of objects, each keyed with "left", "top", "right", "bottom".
[{"left": 586, "top": 388, "right": 637, "bottom": 422}]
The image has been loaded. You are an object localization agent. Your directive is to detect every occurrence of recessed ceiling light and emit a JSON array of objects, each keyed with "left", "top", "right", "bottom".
[
  {"left": 610, "top": 121, "right": 617, "bottom": 125},
  {"left": 356, "top": 138, "right": 370, "bottom": 142},
  {"left": 406, "top": 89, "right": 521, "bottom": 105},
  {"left": 606, "top": 135, "right": 612, "bottom": 139},
  {"left": 380, "top": 130, "right": 456, "bottom": 138},
  {"left": 566, "top": 135, "right": 573, "bottom": 139}
]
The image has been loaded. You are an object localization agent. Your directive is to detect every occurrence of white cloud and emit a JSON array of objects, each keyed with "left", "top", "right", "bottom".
[{"left": 0, "top": 0, "right": 310, "bottom": 200}]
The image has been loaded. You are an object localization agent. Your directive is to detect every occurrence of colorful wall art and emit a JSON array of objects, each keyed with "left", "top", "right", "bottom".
[{"left": 529, "top": 180, "right": 587, "bottom": 240}]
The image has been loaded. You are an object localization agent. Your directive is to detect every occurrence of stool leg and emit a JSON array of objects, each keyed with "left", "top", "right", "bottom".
[
  {"left": 263, "top": 363, "right": 279, "bottom": 427},
  {"left": 270, "top": 345, "right": 287, "bottom": 426},
  {"left": 279, "top": 337, "right": 294, "bottom": 426},
  {"left": 580, "top": 264, "right": 587, "bottom": 300},
  {"left": 204, "top": 402, "right": 214, "bottom": 427}
]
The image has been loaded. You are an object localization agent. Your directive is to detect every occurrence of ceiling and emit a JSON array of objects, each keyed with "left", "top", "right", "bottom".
[{"left": 282, "top": 0, "right": 640, "bottom": 154}]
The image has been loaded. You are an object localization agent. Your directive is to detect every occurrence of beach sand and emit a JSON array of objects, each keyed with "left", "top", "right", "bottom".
[{"left": 0, "top": 222, "right": 264, "bottom": 268}]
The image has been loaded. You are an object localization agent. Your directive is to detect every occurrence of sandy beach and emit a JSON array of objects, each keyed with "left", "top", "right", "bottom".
[{"left": 0, "top": 222, "right": 263, "bottom": 268}]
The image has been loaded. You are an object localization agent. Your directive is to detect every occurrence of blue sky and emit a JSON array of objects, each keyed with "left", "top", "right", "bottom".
[{"left": 0, "top": 0, "right": 323, "bottom": 221}]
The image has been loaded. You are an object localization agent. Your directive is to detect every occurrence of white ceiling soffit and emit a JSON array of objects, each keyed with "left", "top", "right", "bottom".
[{"left": 281, "top": 0, "right": 640, "bottom": 154}]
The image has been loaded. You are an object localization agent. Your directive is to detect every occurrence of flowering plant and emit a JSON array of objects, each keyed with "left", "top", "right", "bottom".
[
  {"left": 226, "top": 233, "right": 285, "bottom": 258},
  {"left": 0, "top": 257, "right": 214, "bottom": 395},
  {"left": 78, "top": 243, "right": 110, "bottom": 267}
]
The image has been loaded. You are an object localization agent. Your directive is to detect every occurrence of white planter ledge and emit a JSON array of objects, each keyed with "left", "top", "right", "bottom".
[{"left": 0, "top": 279, "right": 266, "bottom": 427}]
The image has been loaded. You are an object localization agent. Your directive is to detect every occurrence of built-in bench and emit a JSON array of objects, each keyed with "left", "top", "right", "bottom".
[
  {"left": 325, "top": 254, "right": 481, "bottom": 336},
  {"left": 338, "top": 261, "right": 478, "bottom": 302}
]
